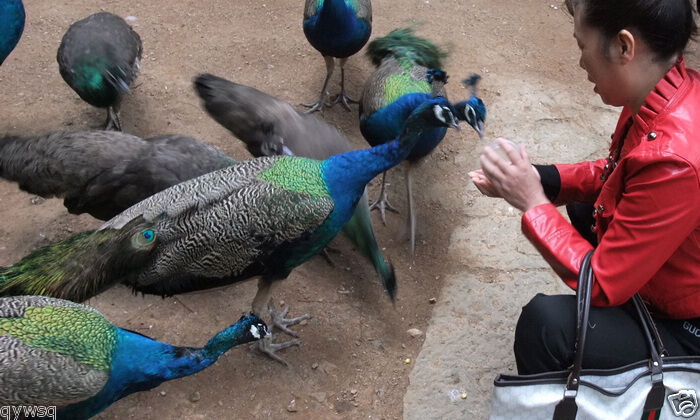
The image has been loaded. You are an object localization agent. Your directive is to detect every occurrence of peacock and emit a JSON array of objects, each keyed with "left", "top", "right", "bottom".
[
  {"left": 359, "top": 27, "right": 486, "bottom": 255},
  {"left": 57, "top": 12, "right": 142, "bottom": 131},
  {"left": 0, "top": 0, "right": 24, "bottom": 66},
  {"left": 0, "top": 131, "right": 237, "bottom": 220},
  {"left": 193, "top": 72, "right": 395, "bottom": 301},
  {"left": 302, "top": 0, "right": 372, "bottom": 112},
  {"left": 0, "top": 295, "right": 268, "bottom": 419},
  {"left": 0, "top": 97, "right": 460, "bottom": 364}
]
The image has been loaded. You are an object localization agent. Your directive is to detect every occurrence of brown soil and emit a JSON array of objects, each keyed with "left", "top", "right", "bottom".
[{"left": 1, "top": 1, "right": 698, "bottom": 419}]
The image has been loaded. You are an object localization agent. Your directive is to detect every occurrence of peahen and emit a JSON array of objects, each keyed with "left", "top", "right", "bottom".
[
  {"left": 193, "top": 72, "right": 395, "bottom": 301},
  {"left": 57, "top": 12, "right": 142, "bottom": 131},
  {"left": 0, "top": 0, "right": 24, "bottom": 66},
  {"left": 359, "top": 27, "right": 486, "bottom": 255},
  {"left": 0, "top": 295, "right": 268, "bottom": 420},
  {"left": 302, "top": 0, "right": 372, "bottom": 112},
  {"left": 0, "top": 97, "right": 460, "bottom": 364},
  {"left": 0, "top": 131, "right": 237, "bottom": 220}
]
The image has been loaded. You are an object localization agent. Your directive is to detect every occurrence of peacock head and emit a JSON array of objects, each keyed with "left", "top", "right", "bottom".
[
  {"left": 428, "top": 97, "right": 461, "bottom": 131},
  {"left": 455, "top": 97, "right": 486, "bottom": 139},
  {"left": 237, "top": 313, "right": 270, "bottom": 342}
]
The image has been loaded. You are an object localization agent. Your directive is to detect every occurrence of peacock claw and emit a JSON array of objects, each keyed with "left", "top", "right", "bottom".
[
  {"left": 369, "top": 193, "right": 399, "bottom": 225},
  {"left": 104, "top": 107, "right": 123, "bottom": 131},
  {"left": 328, "top": 92, "right": 358, "bottom": 111},
  {"left": 252, "top": 334, "right": 301, "bottom": 367},
  {"left": 301, "top": 96, "right": 332, "bottom": 114},
  {"left": 268, "top": 300, "right": 313, "bottom": 337}
]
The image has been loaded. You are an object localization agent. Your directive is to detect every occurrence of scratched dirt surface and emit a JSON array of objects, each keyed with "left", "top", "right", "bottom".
[{"left": 1, "top": 1, "right": 698, "bottom": 419}]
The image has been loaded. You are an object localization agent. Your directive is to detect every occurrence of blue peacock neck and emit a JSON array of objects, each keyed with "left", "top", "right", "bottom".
[
  {"left": 58, "top": 322, "right": 258, "bottom": 419},
  {"left": 0, "top": 0, "right": 25, "bottom": 65}
]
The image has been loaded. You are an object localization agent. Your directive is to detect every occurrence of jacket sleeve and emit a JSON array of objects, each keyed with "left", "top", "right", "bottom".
[
  {"left": 553, "top": 158, "right": 607, "bottom": 204},
  {"left": 522, "top": 156, "right": 700, "bottom": 306}
]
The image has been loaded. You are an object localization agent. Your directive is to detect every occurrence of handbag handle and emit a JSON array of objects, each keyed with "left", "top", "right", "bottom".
[{"left": 553, "top": 251, "right": 667, "bottom": 419}]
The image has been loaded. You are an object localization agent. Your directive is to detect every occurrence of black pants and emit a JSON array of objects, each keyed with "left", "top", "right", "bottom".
[{"left": 513, "top": 203, "right": 700, "bottom": 374}]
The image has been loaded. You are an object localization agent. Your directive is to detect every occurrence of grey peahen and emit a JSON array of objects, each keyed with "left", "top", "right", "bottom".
[
  {"left": 0, "top": 131, "right": 236, "bottom": 220},
  {"left": 359, "top": 27, "right": 487, "bottom": 255},
  {"left": 0, "top": 295, "right": 268, "bottom": 419},
  {"left": 57, "top": 12, "right": 142, "bottom": 131},
  {"left": 302, "top": 0, "right": 372, "bottom": 112},
  {"left": 0, "top": 0, "right": 24, "bottom": 66},
  {"left": 0, "top": 97, "right": 461, "bottom": 364},
  {"left": 193, "top": 72, "right": 395, "bottom": 301}
]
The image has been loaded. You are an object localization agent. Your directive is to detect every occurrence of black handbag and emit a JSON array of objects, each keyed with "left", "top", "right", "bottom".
[{"left": 489, "top": 250, "right": 700, "bottom": 419}]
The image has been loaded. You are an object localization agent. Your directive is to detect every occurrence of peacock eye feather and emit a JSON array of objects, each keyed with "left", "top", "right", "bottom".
[{"left": 131, "top": 229, "right": 156, "bottom": 248}]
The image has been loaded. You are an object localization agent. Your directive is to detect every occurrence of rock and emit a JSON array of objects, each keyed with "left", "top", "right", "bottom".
[
  {"left": 429, "top": 297, "right": 437, "bottom": 304},
  {"left": 311, "top": 362, "right": 319, "bottom": 370},
  {"left": 159, "top": 390, "right": 166, "bottom": 397},
  {"left": 287, "top": 399, "right": 298, "bottom": 412},
  {"left": 407, "top": 328, "right": 423, "bottom": 338},
  {"left": 190, "top": 391, "right": 201, "bottom": 402},
  {"left": 310, "top": 392, "right": 326, "bottom": 403}
]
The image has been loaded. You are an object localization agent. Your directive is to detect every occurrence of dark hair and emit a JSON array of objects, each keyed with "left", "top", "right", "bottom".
[{"left": 565, "top": 0, "right": 698, "bottom": 61}]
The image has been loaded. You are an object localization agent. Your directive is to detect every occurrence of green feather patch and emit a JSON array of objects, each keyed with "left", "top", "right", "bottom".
[
  {"left": 384, "top": 73, "right": 431, "bottom": 105},
  {"left": 0, "top": 305, "right": 117, "bottom": 371},
  {"left": 259, "top": 157, "right": 330, "bottom": 197}
]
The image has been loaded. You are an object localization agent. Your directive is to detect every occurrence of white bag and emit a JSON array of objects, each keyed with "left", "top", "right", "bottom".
[{"left": 489, "top": 251, "right": 700, "bottom": 420}]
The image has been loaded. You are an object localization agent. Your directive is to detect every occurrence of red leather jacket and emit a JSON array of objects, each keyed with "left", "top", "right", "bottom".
[{"left": 522, "top": 58, "right": 700, "bottom": 319}]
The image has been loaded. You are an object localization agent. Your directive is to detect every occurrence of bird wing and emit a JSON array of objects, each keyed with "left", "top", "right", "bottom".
[
  {"left": 130, "top": 176, "right": 335, "bottom": 288},
  {"left": 0, "top": 296, "right": 111, "bottom": 406},
  {"left": 100, "top": 157, "right": 280, "bottom": 230}
]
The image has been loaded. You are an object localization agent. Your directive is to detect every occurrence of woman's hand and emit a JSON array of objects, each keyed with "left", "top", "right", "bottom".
[{"left": 469, "top": 138, "right": 550, "bottom": 212}]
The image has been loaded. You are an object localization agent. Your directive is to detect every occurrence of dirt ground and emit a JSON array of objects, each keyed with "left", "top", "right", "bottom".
[{"left": 1, "top": 1, "right": 698, "bottom": 419}]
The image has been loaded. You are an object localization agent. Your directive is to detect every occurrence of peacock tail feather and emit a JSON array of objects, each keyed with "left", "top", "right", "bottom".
[
  {"left": 366, "top": 27, "right": 446, "bottom": 69},
  {"left": 0, "top": 217, "right": 157, "bottom": 301}
]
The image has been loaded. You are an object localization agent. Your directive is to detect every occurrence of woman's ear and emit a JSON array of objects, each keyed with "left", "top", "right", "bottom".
[{"left": 614, "top": 29, "right": 635, "bottom": 64}]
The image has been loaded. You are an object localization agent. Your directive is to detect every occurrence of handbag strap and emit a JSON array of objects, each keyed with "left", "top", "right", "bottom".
[
  {"left": 553, "top": 250, "right": 594, "bottom": 419},
  {"left": 553, "top": 251, "right": 667, "bottom": 420}
]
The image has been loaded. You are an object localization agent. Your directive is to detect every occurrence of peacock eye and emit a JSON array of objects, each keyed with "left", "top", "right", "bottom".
[
  {"left": 433, "top": 105, "right": 447, "bottom": 123},
  {"left": 467, "top": 107, "right": 476, "bottom": 122}
]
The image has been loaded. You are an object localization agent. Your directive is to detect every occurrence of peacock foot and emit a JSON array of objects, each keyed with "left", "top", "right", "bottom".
[
  {"left": 252, "top": 334, "right": 301, "bottom": 367},
  {"left": 327, "top": 91, "right": 358, "bottom": 111},
  {"left": 369, "top": 192, "right": 399, "bottom": 225},
  {"left": 301, "top": 95, "right": 331, "bottom": 114},
  {"left": 268, "top": 300, "right": 313, "bottom": 337},
  {"left": 319, "top": 244, "right": 341, "bottom": 267},
  {"left": 104, "top": 107, "right": 123, "bottom": 131}
]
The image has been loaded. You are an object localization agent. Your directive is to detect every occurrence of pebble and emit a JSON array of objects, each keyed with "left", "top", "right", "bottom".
[
  {"left": 404, "top": 358, "right": 411, "bottom": 364},
  {"left": 190, "top": 391, "right": 200, "bottom": 403},
  {"left": 287, "top": 399, "right": 298, "bottom": 412},
  {"left": 159, "top": 391, "right": 166, "bottom": 397},
  {"left": 429, "top": 297, "right": 437, "bottom": 304},
  {"left": 407, "top": 328, "right": 423, "bottom": 338},
  {"left": 311, "top": 362, "right": 319, "bottom": 369}
]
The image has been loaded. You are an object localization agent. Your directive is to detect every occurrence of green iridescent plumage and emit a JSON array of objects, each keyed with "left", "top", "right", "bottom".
[
  {"left": 0, "top": 305, "right": 116, "bottom": 371},
  {"left": 365, "top": 26, "right": 446, "bottom": 69},
  {"left": 259, "top": 156, "right": 329, "bottom": 197},
  {"left": 383, "top": 73, "right": 432, "bottom": 107}
]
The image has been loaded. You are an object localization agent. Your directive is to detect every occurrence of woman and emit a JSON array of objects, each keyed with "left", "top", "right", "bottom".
[{"left": 469, "top": 0, "right": 700, "bottom": 374}]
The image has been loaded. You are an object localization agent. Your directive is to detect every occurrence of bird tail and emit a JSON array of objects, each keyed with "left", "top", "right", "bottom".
[
  {"left": 342, "top": 194, "right": 397, "bottom": 302},
  {"left": 0, "top": 134, "right": 75, "bottom": 198},
  {"left": 192, "top": 73, "right": 241, "bottom": 134},
  {"left": 366, "top": 26, "right": 446, "bottom": 70},
  {"left": 0, "top": 217, "right": 158, "bottom": 302}
]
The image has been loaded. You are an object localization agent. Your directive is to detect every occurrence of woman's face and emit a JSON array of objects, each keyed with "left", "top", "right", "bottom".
[{"left": 573, "top": 6, "right": 626, "bottom": 106}]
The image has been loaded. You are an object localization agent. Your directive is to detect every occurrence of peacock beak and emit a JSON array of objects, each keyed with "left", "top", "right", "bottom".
[
  {"left": 474, "top": 120, "right": 484, "bottom": 139},
  {"left": 450, "top": 117, "right": 461, "bottom": 131}
]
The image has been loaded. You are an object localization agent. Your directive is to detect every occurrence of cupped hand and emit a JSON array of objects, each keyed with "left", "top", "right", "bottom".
[{"left": 473, "top": 138, "right": 549, "bottom": 212}]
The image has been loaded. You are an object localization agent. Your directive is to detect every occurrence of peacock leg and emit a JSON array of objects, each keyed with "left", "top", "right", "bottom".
[
  {"left": 302, "top": 55, "right": 335, "bottom": 113},
  {"left": 405, "top": 162, "right": 417, "bottom": 257},
  {"left": 328, "top": 58, "right": 358, "bottom": 111},
  {"left": 369, "top": 171, "right": 398, "bottom": 225},
  {"left": 104, "top": 105, "right": 123, "bottom": 131},
  {"left": 251, "top": 278, "right": 312, "bottom": 366}
]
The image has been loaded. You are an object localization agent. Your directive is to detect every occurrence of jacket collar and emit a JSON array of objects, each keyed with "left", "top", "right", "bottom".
[{"left": 615, "top": 57, "right": 689, "bottom": 154}]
